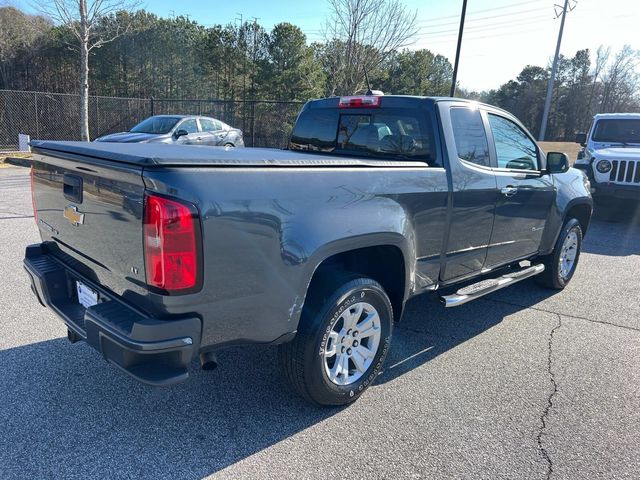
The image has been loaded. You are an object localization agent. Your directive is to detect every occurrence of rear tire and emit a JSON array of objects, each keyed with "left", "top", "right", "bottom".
[
  {"left": 279, "top": 276, "right": 393, "bottom": 406},
  {"left": 536, "top": 218, "right": 583, "bottom": 289}
]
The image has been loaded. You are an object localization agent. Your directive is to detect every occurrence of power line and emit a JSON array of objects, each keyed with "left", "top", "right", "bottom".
[
  {"left": 304, "top": 14, "right": 554, "bottom": 43},
  {"left": 416, "top": 14, "right": 553, "bottom": 38},
  {"left": 416, "top": 25, "right": 551, "bottom": 45},
  {"left": 416, "top": 6, "right": 550, "bottom": 26},
  {"left": 413, "top": 0, "right": 541, "bottom": 23},
  {"left": 412, "top": 9, "right": 590, "bottom": 43}
]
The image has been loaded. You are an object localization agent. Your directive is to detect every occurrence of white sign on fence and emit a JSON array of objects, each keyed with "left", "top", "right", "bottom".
[{"left": 18, "top": 134, "right": 31, "bottom": 152}]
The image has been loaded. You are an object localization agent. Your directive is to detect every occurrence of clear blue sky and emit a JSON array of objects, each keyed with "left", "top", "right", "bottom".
[{"left": 11, "top": 0, "right": 640, "bottom": 91}]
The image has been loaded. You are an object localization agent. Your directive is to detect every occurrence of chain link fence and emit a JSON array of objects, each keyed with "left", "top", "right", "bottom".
[{"left": 0, "top": 89, "right": 304, "bottom": 151}]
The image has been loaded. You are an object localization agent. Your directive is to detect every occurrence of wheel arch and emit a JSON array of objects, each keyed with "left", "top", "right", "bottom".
[
  {"left": 539, "top": 197, "right": 593, "bottom": 255},
  {"left": 565, "top": 201, "right": 592, "bottom": 235},
  {"left": 302, "top": 238, "right": 411, "bottom": 323}
]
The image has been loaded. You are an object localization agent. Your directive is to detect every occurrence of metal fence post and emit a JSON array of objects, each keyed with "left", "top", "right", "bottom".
[
  {"left": 34, "top": 92, "right": 39, "bottom": 139},
  {"left": 150, "top": 96, "right": 155, "bottom": 116},
  {"left": 252, "top": 101, "right": 256, "bottom": 147},
  {"left": 95, "top": 95, "right": 100, "bottom": 139}
]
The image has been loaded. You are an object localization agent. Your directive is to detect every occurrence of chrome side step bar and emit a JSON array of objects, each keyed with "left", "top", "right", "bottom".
[{"left": 440, "top": 264, "right": 545, "bottom": 308}]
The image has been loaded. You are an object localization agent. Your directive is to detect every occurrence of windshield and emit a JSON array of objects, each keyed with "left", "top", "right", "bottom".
[
  {"left": 592, "top": 119, "right": 640, "bottom": 144},
  {"left": 130, "top": 116, "right": 181, "bottom": 134}
]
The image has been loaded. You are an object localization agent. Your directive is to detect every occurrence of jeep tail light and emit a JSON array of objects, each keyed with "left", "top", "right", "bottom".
[
  {"left": 143, "top": 193, "right": 200, "bottom": 293},
  {"left": 30, "top": 166, "right": 37, "bottom": 224},
  {"left": 338, "top": 96, "right": 382, "bottom": 108}
]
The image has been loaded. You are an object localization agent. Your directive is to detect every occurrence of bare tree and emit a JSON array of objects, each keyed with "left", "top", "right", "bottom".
[
  {"left": 323, "top": 0, "right": 417, "bottom": 95},
  {"left": 38, "top": 0, "right": 137, "bottom": 140},
  {"left": 600, "top": 45, "right": 640, "bottom": 112},
  {"left": 585, "top": 46, "right": 609, "bottom": 121}
]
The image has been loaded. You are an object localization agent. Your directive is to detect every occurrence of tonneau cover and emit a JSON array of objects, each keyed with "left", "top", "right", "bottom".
[{"left": 30, "top": 141, "right": 421, "bottom": 168}]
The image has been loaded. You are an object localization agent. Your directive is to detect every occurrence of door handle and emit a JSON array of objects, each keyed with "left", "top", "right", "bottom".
[{"left": 501, "top": 186, "right": 518, "bottom": 196}]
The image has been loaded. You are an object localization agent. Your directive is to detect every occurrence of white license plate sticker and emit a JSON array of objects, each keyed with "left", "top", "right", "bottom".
[{"left": 76, "top": 281, "right": 98, "bottom": 308}]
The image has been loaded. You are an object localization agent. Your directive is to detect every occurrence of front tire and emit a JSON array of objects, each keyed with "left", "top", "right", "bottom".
[
  {"left": 279, "top": 277, "right": 393, "bottom": 406},
  {"left": 536, "top": 218, "right": 583, "bottom": 289}
]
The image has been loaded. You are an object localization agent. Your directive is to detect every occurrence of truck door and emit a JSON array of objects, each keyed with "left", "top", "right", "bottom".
[
  {"left": 483, "top": 111, "right": 555, "bottom": 268},
  {"left": 440, "top": 104, "right": 498, "bottom": 282}
]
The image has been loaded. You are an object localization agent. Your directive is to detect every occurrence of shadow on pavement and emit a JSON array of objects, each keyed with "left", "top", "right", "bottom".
[
  {"left": 378, "top": 282, "right": 561, "bottom": 384},
  {"left": 0, "top": 280, "right": 557, "bottom": 479},
  {"left": 0, "top": 336, "right": 336, "bottom": 478},
  {"left": 582, "top": 203, "right": 640, "bottom": 256}
]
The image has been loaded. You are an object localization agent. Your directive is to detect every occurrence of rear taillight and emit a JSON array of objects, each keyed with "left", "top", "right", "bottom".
[
  {"left": 30, "top": 166, "right": 37, "bottom": 224},
  {"left": 338, "top": 96, "right": 382, "bottom": 108},
  {"left": 143, "top": 193, "right": 201, "bottom": 293}
]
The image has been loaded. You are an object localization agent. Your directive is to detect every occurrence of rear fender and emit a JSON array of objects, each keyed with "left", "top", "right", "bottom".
[{"left": 284, "top": 200, "right": 415, "bottom": 324}]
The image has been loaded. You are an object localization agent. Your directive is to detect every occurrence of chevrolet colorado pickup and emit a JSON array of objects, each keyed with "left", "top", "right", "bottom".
[{"left": 24, "top": 95, "right": 592, "bottom": 406}]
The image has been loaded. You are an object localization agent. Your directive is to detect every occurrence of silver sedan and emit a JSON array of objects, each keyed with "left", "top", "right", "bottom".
[{"left": 94, "top": 115, "right": 245, "bottom": 147}]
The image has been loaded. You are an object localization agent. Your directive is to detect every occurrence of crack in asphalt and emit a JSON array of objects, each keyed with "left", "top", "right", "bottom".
[
  {"left": 482, "top": 297, "right": 640, "bottom": 334},
  {"left": 537, "top": 313, "right": 561, "bottom": 480}
]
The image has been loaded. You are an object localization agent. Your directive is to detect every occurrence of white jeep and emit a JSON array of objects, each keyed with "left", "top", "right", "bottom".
[{"left": 575, "top": 113, "right": 640, "bottom": 203}]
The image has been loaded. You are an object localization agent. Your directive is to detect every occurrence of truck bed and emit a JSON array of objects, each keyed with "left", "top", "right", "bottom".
[{"left": 31, "top": 141, "right": 420, "bottom": 168}]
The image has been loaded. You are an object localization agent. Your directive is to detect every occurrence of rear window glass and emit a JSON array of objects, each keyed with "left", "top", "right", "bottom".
[
  {"left": 450, "top": 107, "right": 490, "bottom": 167},
  {"left": 290, "top": 110, "right": 337, "bottom": 152},
  {"left": 290, "top": 108, "right": 436, "bottom": 163}
]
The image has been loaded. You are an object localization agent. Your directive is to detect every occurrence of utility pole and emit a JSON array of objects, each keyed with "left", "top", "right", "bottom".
[
  {"left": 450, "top": 0, "right": 468, "bottom": 97},
  {"left": 538, "top": 0, "right": 577, "bottom": 140}
]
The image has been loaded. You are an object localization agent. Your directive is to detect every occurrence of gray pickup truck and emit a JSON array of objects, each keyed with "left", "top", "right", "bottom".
[{"left": 25, "top": 95, "right": 592, "bottom": 406}]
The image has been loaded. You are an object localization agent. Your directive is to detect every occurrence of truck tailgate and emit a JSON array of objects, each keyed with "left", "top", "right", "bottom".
[{"left": 31, "top": 147, "right": 147, "bottom": 298}]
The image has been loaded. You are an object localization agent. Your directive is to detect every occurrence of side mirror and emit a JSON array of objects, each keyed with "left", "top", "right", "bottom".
[
  {"left": 174, "top": 129, "right": 188, "bottom": 139},
  {"left": 575, "top": 133, "right": 587, "bottom": 146},
  {"left": 547, "top": 152, "right": 570, "bottom": 174}
]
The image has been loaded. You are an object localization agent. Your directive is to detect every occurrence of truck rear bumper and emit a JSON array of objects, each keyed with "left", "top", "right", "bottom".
[{"left": 23, "top": 243, "right": 201, "bottom": 387}]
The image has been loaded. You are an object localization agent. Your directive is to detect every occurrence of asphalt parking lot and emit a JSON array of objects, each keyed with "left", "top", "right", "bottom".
[{"left": 1, "top": 165, "right": 639, "bottom": 479}]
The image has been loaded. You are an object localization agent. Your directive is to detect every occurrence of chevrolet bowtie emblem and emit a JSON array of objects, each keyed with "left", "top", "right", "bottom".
[{"left": 64, "top": 205, "right": 85, "bottom": 226}]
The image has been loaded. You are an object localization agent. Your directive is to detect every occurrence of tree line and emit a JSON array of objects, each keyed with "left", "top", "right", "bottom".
[
  {"left": 1, "top": 4, "right": 639, "bottom": 141},
  {"left": 481, "top": 47, "right": 640, "bottom": 140}
]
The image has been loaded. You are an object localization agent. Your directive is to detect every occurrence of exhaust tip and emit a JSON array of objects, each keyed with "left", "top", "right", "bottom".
[{"left": 200, "top": 351, "right": 218, "bottom": 371}]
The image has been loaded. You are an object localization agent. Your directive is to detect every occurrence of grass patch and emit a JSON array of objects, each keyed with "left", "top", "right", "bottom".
[{"left": 539, "top": 142, "right": 582, "bottom": 164}]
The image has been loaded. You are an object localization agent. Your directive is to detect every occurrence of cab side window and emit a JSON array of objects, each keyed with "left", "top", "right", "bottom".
[
  {"left": 488, "top": 114, "right": 539, "bottom": 170},
  {"left": 199, "top": 118, "right": 217, "bottom": 132},
  {"left": 179, "top": 119, "right": 198, "bottom": 134},
  {"left": 450, "top": 107, "right": 490, "bottom": 167}
]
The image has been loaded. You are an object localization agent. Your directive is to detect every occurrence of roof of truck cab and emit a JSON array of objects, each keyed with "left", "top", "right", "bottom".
[
  {"left": 303, "top": 95, "right": 513, "bottom": 116},
  {"left": 29, "top": 140, "right": 422, "bottom": 168},
  {"left": 592, "top": 113, "right": 640, "bottom": 120}
]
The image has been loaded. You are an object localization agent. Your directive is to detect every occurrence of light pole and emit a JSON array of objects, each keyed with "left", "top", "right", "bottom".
[{"left": 450, "top": 0, "right": 468, "bottom": 97}]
